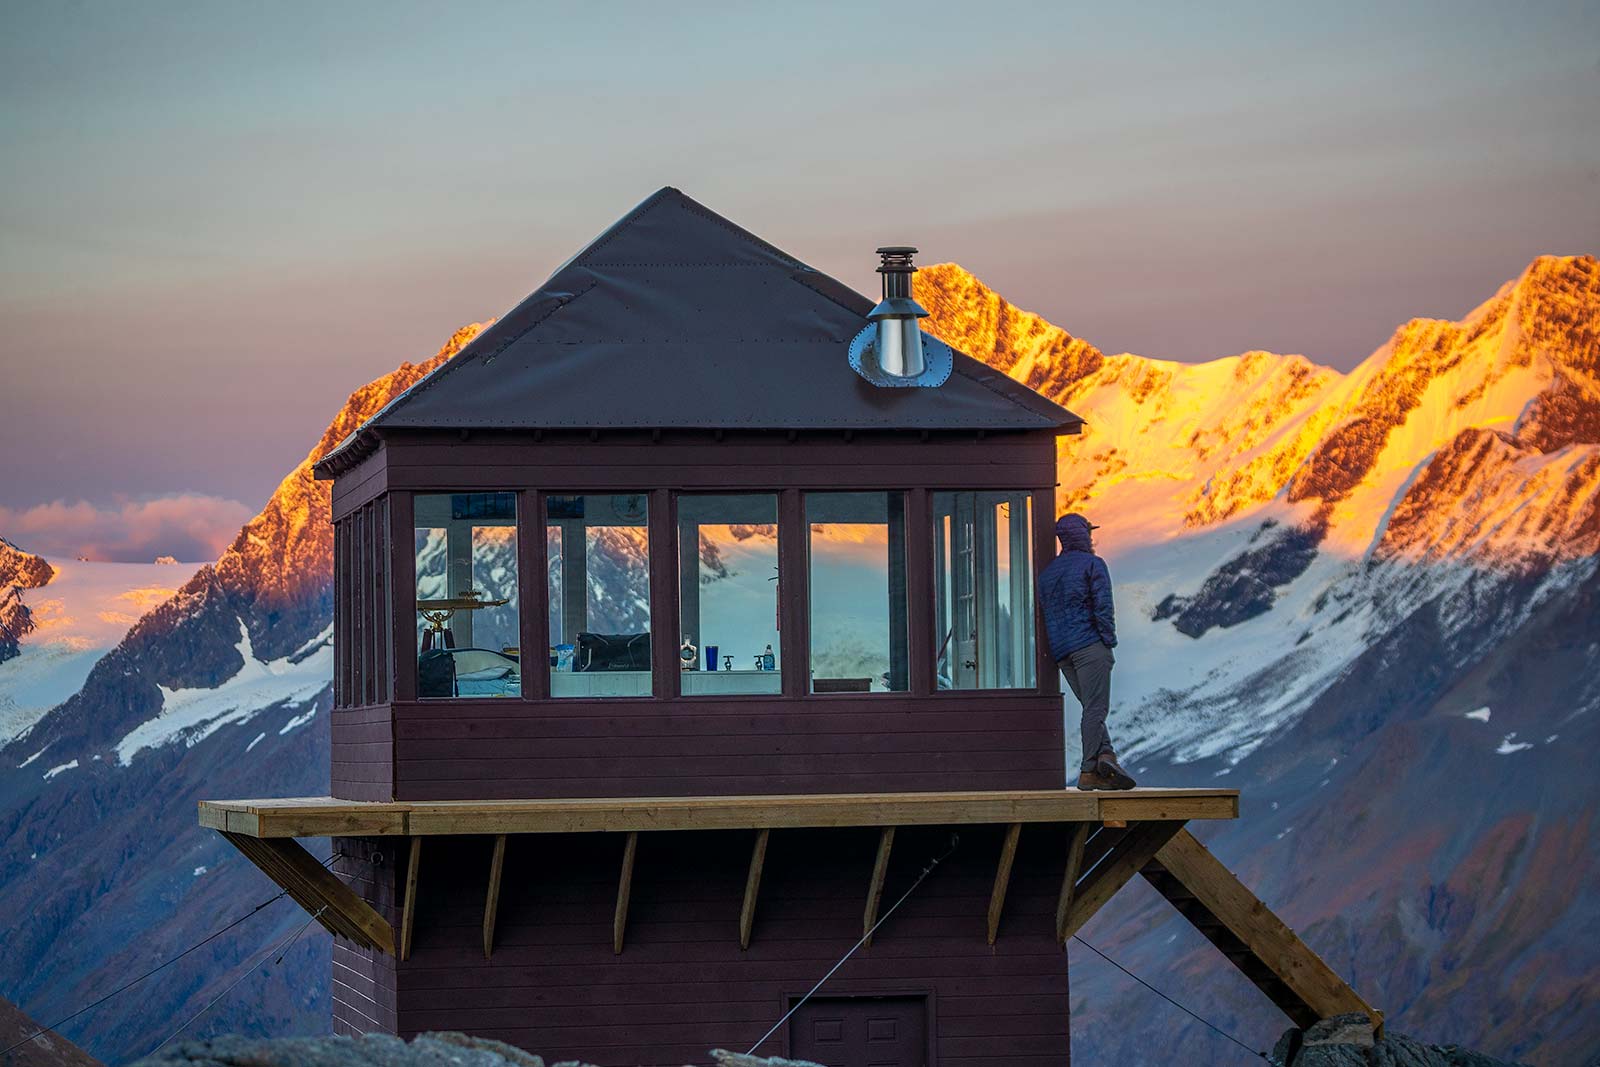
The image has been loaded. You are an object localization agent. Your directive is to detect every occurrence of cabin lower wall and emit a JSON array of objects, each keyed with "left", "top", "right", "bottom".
[
  {"left": 383, "top": 824, "right": 1071, "bottom": 1066},
  {"left": 388, "top": 695, "right": 1067, "bottom": 800},
  {"left": 332, "top": 704, "right": 394, "bottom": 801},
  {"left": 332, "top": 838, "right": 400, "bottom": 1034}
]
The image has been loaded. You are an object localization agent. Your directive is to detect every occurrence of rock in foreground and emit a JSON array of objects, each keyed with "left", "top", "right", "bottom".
[
  {"left": 129, "top": 1032, "right": 823, "bottom": 1067},
  {"left": 1273, "top": 1015, "right": 1532, "bottom": 1067}
]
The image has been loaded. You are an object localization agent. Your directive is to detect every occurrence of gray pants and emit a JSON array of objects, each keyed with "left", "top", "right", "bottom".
[{"left": 1059, "top": 642, "right": 1115, "bottom": 772}]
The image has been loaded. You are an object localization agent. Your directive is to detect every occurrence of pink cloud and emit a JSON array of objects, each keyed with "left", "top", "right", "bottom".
[{"left": 0, "top": 494, "right": 253, "bottom": 564}]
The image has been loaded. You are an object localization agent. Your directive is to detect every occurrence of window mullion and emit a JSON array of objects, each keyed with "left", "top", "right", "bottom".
[{"left": 778, "top": 489, "right": 808, "bottom": 700}]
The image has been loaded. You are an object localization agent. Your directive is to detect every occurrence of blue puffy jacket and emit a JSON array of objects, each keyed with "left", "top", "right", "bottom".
[{"left": 1037, "top": 514, "right": 1116, "bottom": 660}]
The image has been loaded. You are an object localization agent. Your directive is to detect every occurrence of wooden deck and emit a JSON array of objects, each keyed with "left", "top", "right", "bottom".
[
  {"left": 201, "top": 784, "right": 1381, "bottom": 1033},
  {"left": 198, "top": 787, "right": 1239, "bottom": 839}
]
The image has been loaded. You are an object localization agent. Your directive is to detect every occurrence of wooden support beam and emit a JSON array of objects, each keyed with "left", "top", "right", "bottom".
[
  {"left": 1053, "top": 823, "right": 1090, "bottom": 944},
  {"left": 482, "top": 834, "right": 506, "bottom": 959},
  {"left": 986, "top": 823, "right": 1023, "bottom": 945},
  {"left": 219, "top": 832, "right": 395, "bottom": 956},
  {"left": 1060, "top": 821, "right": 1184, "bottom": 943},
  {"left": 862, "top": 826, "right": 896, "bottom": 946},
  {"left": 739, "top": 828, "right": 770, "bottom": 950},
  {"left": 400, "top": 837, "right": 422, "bottom": 961},
  {"left": 1144, "top": 828, "right": 1380, "bottom": 1030},
  {"left": 614, "top": 831, "right": 638, "bottom": 955}
]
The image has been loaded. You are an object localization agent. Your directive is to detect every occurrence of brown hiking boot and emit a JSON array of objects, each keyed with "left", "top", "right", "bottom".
[
  {"left": 1095, "top": 754, "right": 1137, "bottom": 790},
  {"left": 1076, "top": 768, "right": 1118, "bottom": 791}
]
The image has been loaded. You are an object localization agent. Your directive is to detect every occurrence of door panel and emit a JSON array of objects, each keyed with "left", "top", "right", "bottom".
[{"left": 790, "top": 995, "right": 928, "bottom": 1067}]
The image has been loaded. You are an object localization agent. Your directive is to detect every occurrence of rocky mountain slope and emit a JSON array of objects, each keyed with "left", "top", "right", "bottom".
[
  {"left": 1, "top": 538, "right": 54, "bottom": 665},
  {"left": 1, "top": 256, "right": 1596, "bottom": 1064},
  {"left": 0, "top": 993, "right": 103, "bottom": 1067}
]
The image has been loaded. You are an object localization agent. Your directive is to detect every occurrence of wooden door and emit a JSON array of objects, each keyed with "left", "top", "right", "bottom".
[{"left": 790, "top": 995, "right": 929, "bottom": 1067}]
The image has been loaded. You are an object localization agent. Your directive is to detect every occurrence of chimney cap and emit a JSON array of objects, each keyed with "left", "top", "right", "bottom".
[{"left": 876, "top": 246, "right": 919, "bottom": 273}]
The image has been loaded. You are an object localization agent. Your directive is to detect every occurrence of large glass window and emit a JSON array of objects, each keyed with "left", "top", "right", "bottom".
[
  {"left": 678, "top": 494, "right": 781, "bottom": 695},
  {"left": 932, "top": 491, "right": 1036, "bottom": 690},
  {"left": 414, "top": 492, "right": 520, "bottom": 698},
  {"left": 546, "top": 494, "right": 652, "bottom": 698},
  {"left": 807, "top": 492, "right": 909, "bottom": 693}
]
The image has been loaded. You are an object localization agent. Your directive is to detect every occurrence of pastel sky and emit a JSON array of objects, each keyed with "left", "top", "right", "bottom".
[{"left": 1, "top": 1, "right": 1597, "bottom": 561}]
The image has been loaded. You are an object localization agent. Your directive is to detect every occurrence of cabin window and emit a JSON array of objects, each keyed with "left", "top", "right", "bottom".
[
  {"left": 932, "top": 491, "right": 1036, "bottom": 690},
  {"left": 678, "top": 494, "right": 782, "bottom": 695},
  {"left": 546, "top": 494, "right": 653, "bottom": 697},
  {"left": 413, "top": 492, "right": 521, "bottom": 699},
  {"left": 806, "top": 492, "right": 910, "bottom": 693}
]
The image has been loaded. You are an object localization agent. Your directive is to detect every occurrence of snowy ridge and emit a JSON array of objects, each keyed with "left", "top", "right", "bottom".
[
  {"left": 0, "top": 559, "right": 196, "bottom": 744},
  {"left": 918, "top": 254, "right": 1600, "bottom": 763},
  {"left": 113, "top": 619, "right": 331, "bottom": 764}
]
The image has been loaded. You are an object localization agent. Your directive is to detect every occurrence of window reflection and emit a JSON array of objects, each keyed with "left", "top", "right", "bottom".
[
  {"left": 546, "top": 494, "right": 652, "bottom": 698},
  {"left": 807, "top": 492, "right": 909, "bottom": 693},
  {"left": 414, "top": 492, "right": 520, "bottom": 698},
  {"left": 932, "top": 491, "right": 1035, "bottom": 690},
  {"left": 678, "top": 494, "right": 781, "bottom": 695}
]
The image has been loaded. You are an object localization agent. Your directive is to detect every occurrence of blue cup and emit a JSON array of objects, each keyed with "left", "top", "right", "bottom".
[{"left": 706, "top": 644, "right": 719, "bottom": 671}]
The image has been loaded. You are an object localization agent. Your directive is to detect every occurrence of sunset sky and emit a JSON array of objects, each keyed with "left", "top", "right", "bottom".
[{"left": 2, "top": 1, "right": 1597, "bottom": 561}]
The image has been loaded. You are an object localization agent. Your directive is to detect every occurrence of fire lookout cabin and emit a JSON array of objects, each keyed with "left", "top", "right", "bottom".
[{"left": 202, "top": 188, "right": 1376, "bottom": 1065}]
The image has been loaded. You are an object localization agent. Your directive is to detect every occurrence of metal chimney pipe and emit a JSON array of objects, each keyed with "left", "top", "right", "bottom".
[{"left": 868, "top": 246, "right": 929, "bottom": 378}]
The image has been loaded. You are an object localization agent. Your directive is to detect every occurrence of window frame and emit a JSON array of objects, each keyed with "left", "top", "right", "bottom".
[
  {"left": 385, "top": 484, "right": 1051, "bottom": 704},
  {"left": 409, "top": 489, "right": 525, "bottom": 702}
]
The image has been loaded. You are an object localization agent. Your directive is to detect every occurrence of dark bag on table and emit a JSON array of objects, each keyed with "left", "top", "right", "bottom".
[
  {"left": 575, "top": 632, "right": 650, "bottom": 672},
  {"left": 418, "top": 647, "right": 457, "bottom": 697}
]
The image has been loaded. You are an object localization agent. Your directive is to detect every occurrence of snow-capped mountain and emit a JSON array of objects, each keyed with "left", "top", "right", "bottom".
[
  {"left": 917, "top": 254, "right": 1599, "bottom": 1064},
  {"left": 1, "top": 257, "right": 1595, "bottom": 1064},
  {"left": 0, "top": 540, "right": 198, "bottom": 747}
]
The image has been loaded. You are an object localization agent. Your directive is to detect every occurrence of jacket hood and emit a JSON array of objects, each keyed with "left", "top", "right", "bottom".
[{"left": 1056, "top": 513, "right": 1095, "bottom": 552}]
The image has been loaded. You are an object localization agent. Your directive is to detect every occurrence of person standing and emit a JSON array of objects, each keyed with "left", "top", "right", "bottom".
[{"left": 1037, "top": 513, "right": 1136, "bottom": 790}]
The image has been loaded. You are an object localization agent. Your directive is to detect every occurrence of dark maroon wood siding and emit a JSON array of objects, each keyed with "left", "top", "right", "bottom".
[
  {"left": 348, "top": 824, "right": 1070, "bottom": 1065},
  {"left": 390, "top": 693, "right": 1063, "bottom": 800},
  {"left": 333, "top": 702, "right": 394, "bottom": 801},
  {"left": 326, "top": 426, "right": 1068, "bottom": 801},
  {"left": 332, "top": 840, "right": 399, "bottom": 1035}
]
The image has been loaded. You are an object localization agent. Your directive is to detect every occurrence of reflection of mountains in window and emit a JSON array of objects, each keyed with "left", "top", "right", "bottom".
[
  {"left": 413, "top": 526, "right": 520, "bottom": 650},
  {"left": 696, "top": 524, "right": 777, "bottom": 585},
  {"left": 582, "top": 527, "right": 651, "bottom": 633}
]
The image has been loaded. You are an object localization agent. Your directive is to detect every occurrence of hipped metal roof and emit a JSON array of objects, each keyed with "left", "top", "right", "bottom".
[{"left": 317, "top": 187, "right": 1081, "bottom": 476}]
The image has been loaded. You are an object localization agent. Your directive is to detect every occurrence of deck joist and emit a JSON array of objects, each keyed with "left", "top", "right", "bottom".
[{"left": 198, "top": 787, "right": 1239, "bottom": 839}]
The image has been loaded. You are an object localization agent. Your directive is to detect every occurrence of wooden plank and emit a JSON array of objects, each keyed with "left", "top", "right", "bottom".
[
  {"left": 518, "top": 491, "right": 550, "bottom": 701},
  {"left": 862, "top": 826, "right": 895, "bottom": 946},
  {"left": 1100, "top": 794, "right": 1240, "bottom": 822},
  {"left": 614, "top": 831, "right": 638, "bottom": 955},
  {"left": 1149, "top": 828, "right": 1379, "bottom": 1027},
  {"left": 219, "top": 832, "right": 395, "bottom": 955},
  {"left": 986, "top": 822, "right": 1023, "bottom": 945},
  {"left": 200, "top": 789, "right": 1239, "bottom": 839},
  {"left": 197, "top": 801, "right": 228, "bottom": 831},
  {"left": 777, "top": 489, "right": 807, "bottom": 700},
  {"left": 738, "top": 828, "right": 769, "bottom": 950},
  {"left": 1031, "top": 485, "right": 1060, "bottom": 698},
  {"left": 1059, "top": 821, "right": 1184, "bottom": 942},
  {"left": 483, "top": 834, "right": 507, "bottom": 959},
  {"left": 388, "top": 491, "right": 417, "bottom": 704},
  {"left": 648, "top": 489, "right": 679, "bottom": 699},
  {"left": 1053, "top": 823, "right": 1090, "bottom": 944},
  {"left": 401, "top": 837, "right": 422, "bottom": 961}
]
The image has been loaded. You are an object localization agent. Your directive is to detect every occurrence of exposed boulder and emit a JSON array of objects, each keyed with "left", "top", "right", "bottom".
[
  {"left": 1272, "top": 1015, "right": 1531, "bottom": 1067},
  {"left": 129, "top": 1032, "right": 825, "bottom": 1067}
]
